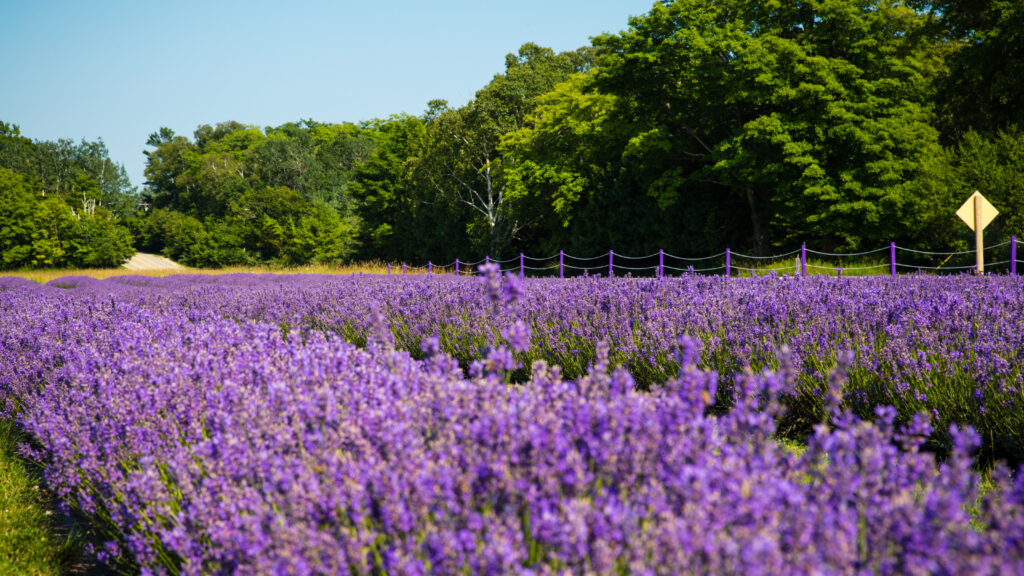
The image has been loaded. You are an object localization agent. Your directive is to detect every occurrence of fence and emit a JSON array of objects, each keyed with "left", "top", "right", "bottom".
[{"left": 385, "top": 237, "right": 1022, "bottom": 278}]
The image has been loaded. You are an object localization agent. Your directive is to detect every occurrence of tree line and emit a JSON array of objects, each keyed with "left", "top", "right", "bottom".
[
  {"left": 2, "top": 0, "right": 1023, "bottom": 270},
  {"left": 0, "top": 122, "right": 135, "bottom": 268}
]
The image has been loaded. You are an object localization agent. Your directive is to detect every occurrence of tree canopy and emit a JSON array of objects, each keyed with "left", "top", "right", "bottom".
[
  {"left": 3, "top": 0, "right": 1024, "bottom": 269},
  {"left": 0, "top": 126, "right": 135, "bottom": 269}
]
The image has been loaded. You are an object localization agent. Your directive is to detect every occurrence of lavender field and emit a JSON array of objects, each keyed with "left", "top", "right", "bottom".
[{"left": 1, "top": 269, "right": 1023, "bottom": 575}]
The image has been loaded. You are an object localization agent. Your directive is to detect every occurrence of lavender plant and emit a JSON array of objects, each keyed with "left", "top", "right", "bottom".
[
  {"left": 11, "top": 271, "right": 1020, "bottom": 463},
  {"left": 0, "top": 272, "right": 1022, "bottom": 574}
]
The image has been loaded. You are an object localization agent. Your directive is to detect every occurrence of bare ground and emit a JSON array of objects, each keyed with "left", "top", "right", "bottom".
[{"left": 121, "top": 253, "right": 183, "bottom": 271}]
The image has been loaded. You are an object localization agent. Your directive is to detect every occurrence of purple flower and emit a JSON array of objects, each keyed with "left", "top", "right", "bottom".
[
  {"left": 1, "top": 272, "right": 1022, "bottom": 574},
  {"left": 500, "top": 320, "right": 531, "bottom": 353}
]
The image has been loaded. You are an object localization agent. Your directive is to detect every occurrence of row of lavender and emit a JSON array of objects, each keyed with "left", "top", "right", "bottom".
[
  {"left": 0, "top": 271, "right": 1022, "bottom": 574},
  {"left": 30, "top": 268, "right": 1024, "bottom": 463}
]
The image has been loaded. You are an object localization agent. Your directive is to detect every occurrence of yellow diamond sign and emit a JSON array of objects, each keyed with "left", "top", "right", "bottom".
[{"left": 956, "top": 191, "right": 998, "bottom": 232}]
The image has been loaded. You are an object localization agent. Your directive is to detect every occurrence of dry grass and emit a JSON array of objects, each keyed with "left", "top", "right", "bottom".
[{"left": 0, "top": 260, "right": 473, "bottom": 284}]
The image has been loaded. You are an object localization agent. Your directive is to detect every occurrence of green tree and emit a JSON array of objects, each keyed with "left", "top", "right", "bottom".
[
  {"left": 930, "top": 0, "right": 1024, "bottom": 138},
  {"left": 925, "top": 128, "right": 1024, "bottom": 243},
  {"left": 281, "top": 200, "right": 360, "bottom": 265},
  {"left": 2, "top": 123, "right": 137, "bottom": 218},
  {"left": 249, "top": 129, "right": 317, "bottom": 194},
  {"left": 1, "top": 167, "right": 134, "bottom": 269},
  {"left": 144, "top": 122, "right": 259, "bottom": 219},
  {"left": 0, "top": 168, "right": 38, "bottom": 268},
  {"left": 0, "top": 123, "right": 41, "bottom": 180},
  {"left": 228, "top": 186, "right": 314, "bottom": 261},
  {"left": 79, "top": 211, "right": 135, "bottom": 267},
  {"left": 421, "top": 44, "right": 593, "bottom": 255},
  {"left": 350, "top": 115, "right": 428, "bottom": 259},
  {"left": 142, "top": 120, "right": 366, "bottom": 266},
  {"left": 500, "top": 73, "right": 623, "bottom": 253},
  {"left": 133, "top": 208, "right": 209, "bottom": 265},
  {"left": 143, "top": 128, "right": 203, "bottom": 214},
  {"left": 591, "top": 0, "right": 942, "bottom": 253}
]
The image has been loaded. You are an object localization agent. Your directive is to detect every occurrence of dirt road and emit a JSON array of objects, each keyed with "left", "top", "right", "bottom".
[{"left": 122, "top": 252, "right": 183, "bottom": 271}]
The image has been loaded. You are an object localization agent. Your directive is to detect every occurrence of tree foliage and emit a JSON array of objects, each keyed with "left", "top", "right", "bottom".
[
  {"left": 930, "top": 0, "right": 1024, "bottom": 138},
  {"left": 5, "top": 2, "right": 1024, "bottom": 269},
  {"left": 139, "top": 120, "right": 364, "bottom": 266},
  {"left": 0, "top": 125, "right": 136, "bottom": 270}
]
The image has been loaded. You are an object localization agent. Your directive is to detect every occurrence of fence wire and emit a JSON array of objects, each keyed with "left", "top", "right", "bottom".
[
  {"left": 410, "top": 238, "right": 1020, "bottom": 277},
  {"left": 730, "top": 248, "right": 802, "bottom": 260},
  {"left": 663, "top": 251, "right": 727, "bottom": 261},
  {"left": 562, "top": 252, "right": 607, "bottom": 261},
  {"left": 895, "top": 246, "right": 976, "bottom": 256},
  {"left": 805, "top": 246, "right": 890, "bottom": 257},
  {"left": 664, "top": 264, "right": 727, "bottom": 273},
  {"left": 894, "top": 262, "right": 978, "bottom": 271},
  {"left": 613, "top": 264, "right": 659, "bottom": 271},
  {"left": 806, "top": 263, "right": 890, "bottom": 271},
  {"left": 615, "top": 252, "right": 661, "bottom": 260}
]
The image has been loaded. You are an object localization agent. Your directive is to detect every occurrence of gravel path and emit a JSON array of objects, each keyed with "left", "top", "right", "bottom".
[{"left": 121, "top": 252, "right": 183, "bottom": 271}]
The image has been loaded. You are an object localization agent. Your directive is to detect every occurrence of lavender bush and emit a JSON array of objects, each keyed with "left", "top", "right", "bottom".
[
  {"left": 0, "top": 270, "right": 1023, "bottom": 574},
  {"left": 13, "top": 269, "right": 1022, "bottom": 463}
]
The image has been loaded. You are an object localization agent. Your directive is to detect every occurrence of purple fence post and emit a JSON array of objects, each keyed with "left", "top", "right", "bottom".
[
  {"left": 520, "top": 253, "right": 524, "bottom": 278},
  {"left": 1012, "top": 236, "right": 1017, "bottom": 275},
  {"left": 801, "top": 244, "right": 807, "bottom": 277},
  {"left": 387, "top": 263, "right": 391, "bottom": 275},
  {"left": 890, "top": 242, "right": 896, "bottom": 277},
  {"left": 485, "top": 256, "right": 490, "bottom": 268},
  {"left": 609, "top": 250, "right": 614, "bottom": 277},
  {"left": 559, "top": 250, "right": 564, "bottom": 279},
  {"left": 428, "top": 261, "right": 432, "bottom": 275},
  {"left": 725, "top": 248, "right": 731, "bottom": 278},
  {"left": 455, "top": 259, "right": 460, "bottom": 276},
  {"left": 402, "top": 263, "right": 406, "bottom": 275},
  {"left": 659, "top": 249, "right": 664, "bottom": 278}
]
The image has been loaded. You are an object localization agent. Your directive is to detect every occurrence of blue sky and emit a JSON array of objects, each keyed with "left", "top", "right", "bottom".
[{"left": 1, "top": 0, "right": 654, "bottom": 188}]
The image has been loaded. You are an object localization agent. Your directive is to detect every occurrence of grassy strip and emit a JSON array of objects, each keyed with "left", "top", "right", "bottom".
[
  {"left": 0, "top": 419, "right": 80, "bottom": 575},
  {"left": 732, "top": 256, "right": 890, "bottom": 277},
  {"left": 4, "top": 254, "right": 1007, "bottom": 284},
  {"left": 0, "top": 260, "right": 403, "bottom": 284}
]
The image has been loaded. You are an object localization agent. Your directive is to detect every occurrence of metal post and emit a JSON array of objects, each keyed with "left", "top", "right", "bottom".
[
  {"left": 559, "top": 250, "right": 564, "bottom": 279},
  {"left": 1012, "top": 236, "right": 1017, "bottom": 275},
  {"left": 659, "top": 249, "right": 664, "bottom": 279},
  {"left": 609, "top": 250, "right": 614, "bottom": 278},
  {"left": 725, "top": 248, "right": 731, "bottom": 278},
  {"left": 520, "top": 253, "right": 524, "bottom": 279},
  {"left": 890, "top": 242, "right": 896, "bottom": 277},
  {"left": 975, "top": 194, "right": 984, "bottom": 275},
  {"left": 485, "top": 256, "right": 490, "bottom": 267},
  {"left": 801, "top": 244, "right": 807, "bottom": 277},
  {"left": 456, "top": 259, "right": 460, "bottom": 276}
]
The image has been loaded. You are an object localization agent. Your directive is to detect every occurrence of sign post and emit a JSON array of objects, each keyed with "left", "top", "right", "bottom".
[{"left": 956, "top": 191, "right": 999, "bottom": 275}]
